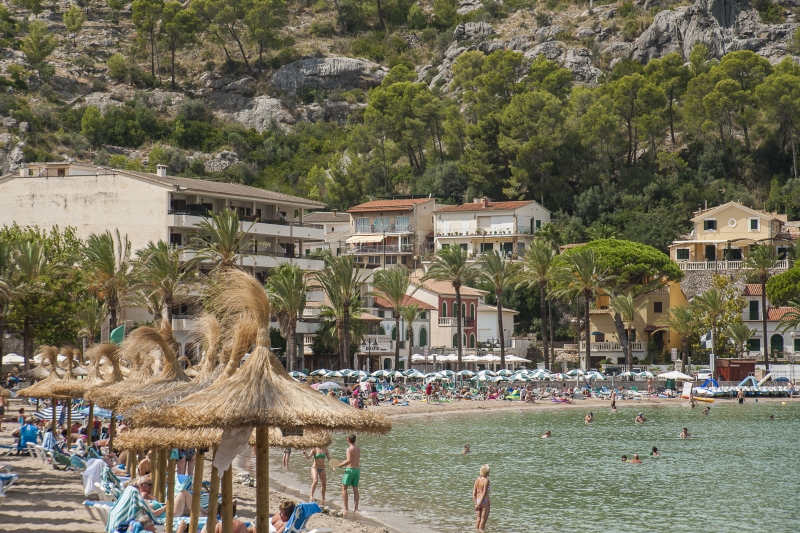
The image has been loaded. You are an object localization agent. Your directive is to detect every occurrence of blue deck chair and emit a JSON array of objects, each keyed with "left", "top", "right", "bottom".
[
  {"left": 284, "top": 502, "right": 326, "bottom": 533},
  {"left": 105, "top": 486, "right": 164, "bottom": 533}
]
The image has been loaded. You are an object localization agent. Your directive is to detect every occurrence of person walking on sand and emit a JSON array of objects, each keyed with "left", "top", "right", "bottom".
[
  {"left": 303, "top": 445, "right": 330, "bottom": 501},
  {"left": 337, "top": 434, "right": 361, "bottom": 512},
  {"left": 473, "top": 464, "right": 491, "bottom": 532}
]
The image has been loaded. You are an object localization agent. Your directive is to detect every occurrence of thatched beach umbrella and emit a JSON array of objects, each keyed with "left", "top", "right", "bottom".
[
  {"left": 136, "top": 269, "right": 392, "bottom": 533},
  {"left": 177, "top": 356, "right": 199, "bottom": 378},
  {"left": 34, "top": 348, "right": 85, "bottom": 446},
  {"left": 17, "top": 346, "right": 55, "bottom": 382},
  {"left": 17, "top": 346, "right": 62, "bottom": 433},
  {"left": 0, "top": 386, "right": 10, "bottom": 398}
]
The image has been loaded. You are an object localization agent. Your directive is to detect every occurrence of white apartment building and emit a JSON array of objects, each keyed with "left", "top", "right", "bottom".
[
  {"left": 303, "top": 211, "right": 352, "bottom": 255},
  {"left": 433, "top": 198, "right": 550, "bottom": 257},
  {"left": 0, "top": 162, "right": 326, "bottom": 353}
]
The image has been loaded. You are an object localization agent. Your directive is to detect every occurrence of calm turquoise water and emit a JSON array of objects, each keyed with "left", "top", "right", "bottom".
[{"left": 273, "top": 402, "right": 800, "bottom": 532}]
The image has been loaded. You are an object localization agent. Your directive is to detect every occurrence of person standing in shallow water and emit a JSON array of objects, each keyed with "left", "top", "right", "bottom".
[
  {"left": 337, "top": 434, "right": 361, "bottom": 512},
  {"left": 473, "top": 464, "right": 491, "bottom": 532}
]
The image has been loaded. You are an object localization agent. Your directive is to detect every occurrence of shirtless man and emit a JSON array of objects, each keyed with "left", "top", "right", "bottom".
[
  {"left": 585, "top": 412, "right": 593, "bottom": 424},
  {"left": 138, "top": 450, "right": 152, "bottom": 476},
  {"left": 337, "top": 434, "right": 361, "bottom": 512},
  {"left": 629, "top": 454, "right": 643, "bottom": 464},
  {"left": 635, "top": 412, "right": 646, "bottom": 423},
  {"left": 679, "top": 427, "right": 691, "bottom": 438}
]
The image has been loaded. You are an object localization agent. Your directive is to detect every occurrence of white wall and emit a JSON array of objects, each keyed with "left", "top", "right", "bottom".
[
  {"left": 476, "top": 308, "right": 516, "bottom": 343},
  {"left": 0, "top": 173, "right": 170, "bottom": 251}
]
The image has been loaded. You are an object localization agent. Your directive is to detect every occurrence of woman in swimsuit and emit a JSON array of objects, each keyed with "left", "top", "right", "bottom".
[
  {"left": 472, "top": 464, "right": 491, "bottom": 532},
  {"left": 303, "top": 446, "right": 330, "bottom": 501}
]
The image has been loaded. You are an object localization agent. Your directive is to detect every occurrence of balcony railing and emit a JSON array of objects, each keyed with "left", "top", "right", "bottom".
[
  {"left": 677, "top": 260, "right": 791, "bottom": 271},
  {"left": 344, "top": 244, "right": 415, "bottom": 255},
  {"left": 168, "top": 210, "right": 323, "bottom": 229},
  {"left": 438, "top": 317, "right": 475, "bottom": 327},
  {"left": 579, "top": 341, "right": 646, "bottom": 352},
  {"left": 355, "top": 224, "right": 412, "bottom": 234},
  {"left": 435, "top": 227, "right": 535, "bottom": 237}
]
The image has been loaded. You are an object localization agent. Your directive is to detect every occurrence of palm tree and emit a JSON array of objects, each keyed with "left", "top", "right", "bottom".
[
  {"left": 75, "top": 297, "right": 107, "bottom": 347},
  {"left": 83, "top": 229, "right": 135, "bottom": 330},
  {"left": 608, "top": 293, "right": 645, "bottom": 369},
  {"left": 693, "top": 288, "right": 725, "bottom": 364},
  {"left": 191, "top": 208, "right": 255, "bottom": 270},
  {"left": 586, "top": 224, "right": 620, "bottom": 240},
  {"left": 135, "top": 240, "right": 199, "bottom": 321},
  {"left": 399, "top": 303, "right": 424, "bottom": 370},
  {"left": 660, "top": 305, "right": 696, "bottom": 368},
  {"left": 550, "top": 247, "right": 613, "bottom": 370},
  {"left": 777, "top": 298, "right": 800, "bottom": 335},
  {"left": 477, "top": 250, "right": 518, "bottom": 367},
  {"left": 13, "top": 239, "right": 50, "bottom": 363},
  {"left": 0, "top": 241, "right": 14, "bottom": 361},
  {"left": 372, "top": 267, "right": 411, "bottom": 370},
  {"left": 728, "top": 322, "right": 756, "bottom": 358},
  {"left": 517, "top": 239, "right": 557, "bottom": 369},
  {"left": 317, "top": 254, "right": 366, "bottom": 369},
  {"left": 743, "top": 244, "right": 778, "bottom": 370},
  {"left": 423, "top": 246, "right": 479, "bottom": 372},
  {"left": 265, "top": 263, "right": 307, "bottom": 372}
]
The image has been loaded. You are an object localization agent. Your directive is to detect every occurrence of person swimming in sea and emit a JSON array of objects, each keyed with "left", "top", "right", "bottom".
[
  {"left": 635, "top": 412, "right": 646, "bottom": 423},
  {"left": 585, "top": 412, "right": 593, "bottom": 424},
  {"left": 680, "top": 427, "right": 691, "bottom": 438},
  {"left": 702, "top": 406, "right": 710, "bottom": 415},
  {"left": 541, "top": 430, "right": 551, "bottom": 439},
  {"left": 621, "top": 455, "right": 628, "bottom": 462},
  {"left": 629, "top": 454, "right": 643, "bottom": 464},
  {"left": 463, "top": 444, "right": 471, "bottom": 454},
  {"left": 650, "top": 446, "right": 660, "bottom": 456}
]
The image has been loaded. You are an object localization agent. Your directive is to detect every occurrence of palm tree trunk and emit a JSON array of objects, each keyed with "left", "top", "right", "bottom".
[
  {"left": 549, "top": 299, "right": 555, "bottom": 368},
  {"left": 682, "top": 337, "right": 688, "bottom": 369},
  {"left": 407, "top": 326, "right": 413, "bottom": 370},
  {"left": 584, "top": 291, "right": 591, "bottom": 370},
  {"left": 539, "top": 283, "right": 548, "bottom": 369},
  {"left": 626, "top": 327, "right": 633, "bottom": 369},
  {"left": 343, "top": 299, "right": 352, "bottom": 370},
  {"left": 455, "top": 288, "right": 463, "bottom": 372},
  {"left": 336, "top": 320, "right": 345, "bottom": 370},
  {"left": 394, "top": 312, "right": 401, "bottom": 370},
  {"left": 761, "top": 280, "right": 770, "bottom": 371},
  {"left": 289, "top": 320, "right": 297, "bottom": 373},
  {"left": 110, "top": 306, "right": 118, "bottom": 330},
  {"left": 496, "top": 290, "right": 505, "bottom": 367}
]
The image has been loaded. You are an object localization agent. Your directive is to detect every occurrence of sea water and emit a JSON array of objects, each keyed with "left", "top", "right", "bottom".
[{"left": 272, "top": 402, "right": 800, "bottom": 532}]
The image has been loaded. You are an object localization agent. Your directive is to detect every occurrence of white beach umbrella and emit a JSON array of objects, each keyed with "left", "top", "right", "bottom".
[
  {"left": 387, "top": 370, "right": 405, "bottom": 378},
  {"left": 494, "top": 376, "right": 511, "bottom": 382},
  {"left": 497, "top": 369, "right": 514, "bottom": 377},
  {"left": 530, "top": 369, "right": 550, "bottom": 380},
  {"left": 567, "top": 369, "right": 586, "bottom": 377},
  {"left": 658, "top": 371, "right": 694, "bottom": 381},
  {"left": 2, "top": 353, "right": 24, "bottom": 365},
  {"left": 325, "top": 370, "right": 345, "bottom": 378},
  {"left": 411, "top": 354, "right": 427, "bottom": 362},
  {"left": 316, "top": 381, "right": 343, "bottom": 390},
  {"left": 475, "top": 374, "right": 494, "bottom": 382},
  {"left": 309, "top": 369, "right": 329, "bottom": 376},
  {"left": 586, "top": 371, "right": 606, "bottom": 380},
  {"left": 477, "top": 369, "right": 497, "bottom": 377},
  {"left": 351, "top": 370, "right": 368, "bottom": 378},
  {"left": 288, "top": 371, "right": 306, "bottom": 380},
  {"left": 404, "top": 369, "right": 425, "bottom": 378},
  {"left": 456, "top": 370, "right": 476, "bottom": 377},
  {"left": 618, "top": 371, "right": 636, "bottom": 378},
  {"left": 371, "top": 370, "right": 392, "bottom": 377},
  {"left": 638, "top": 371, "right": 655, "bottom": 378},
  {"left": 339, "top": 369, "right": 353, "bottom": 376},
  {"left": 505, "top": 355, "right": 532, "bottom": 363},
  {"left": 550, "top": 372, "right": 568, "bottom": 380},
  {"left": 512, "top": 374, "right": 533, "bottom": 382}
]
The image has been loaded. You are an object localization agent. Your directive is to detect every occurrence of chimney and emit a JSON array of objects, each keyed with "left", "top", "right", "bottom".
[
  {"left": 473, "top": 197, "right": 482, "bottom": 204},
  {"left": 156, "top": 164, "right": 168, "bottom": 178},
  {"left": 482, "top": 196, "right": 490, "bottom": 208},
  {"left": 19, "top": 163, "right": 27, "bottom": 177}
]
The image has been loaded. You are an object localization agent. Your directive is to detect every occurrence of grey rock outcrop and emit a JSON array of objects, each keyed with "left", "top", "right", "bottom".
[
  {"left": 233, "top": 96, "right": 296, "bottom": 132},
  {"left": 632, "top": 0, "right": 796, "bottom": 62},
  {"left": 454, "top": 22, "right": 495, "bottom": 41},
  {"left": 199, "top": 72, "right": 256, "bottom": 94},
  {"left": 0, "top": 141, "right": 25, "bottom": 174},
  {"left": 204, "top": 151, "right": 241, "bottom": 172},
  {"left": 271, "top": 57, "right": 388, "bottom": 96},
  {"left": 457, "top": 0, "right": 483, "bottom": 14},
  {"left": 525, "top": 42, "right": 601, "bottom": 83}
]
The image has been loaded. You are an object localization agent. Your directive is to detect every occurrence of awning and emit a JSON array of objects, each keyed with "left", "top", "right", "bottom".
[{"left": 346, "top": 235, "right": 385, "bottom": 244}]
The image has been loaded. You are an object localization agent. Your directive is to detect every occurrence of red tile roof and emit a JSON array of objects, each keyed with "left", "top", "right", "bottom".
[
  {"left": 348, "top": 198, "right": 434, "bottom": 213},
  {"left": 769, "top": 307, "right": 795, "bottom": 321},
  {"left": 435, "top": 200, "right": 534, "bottom": 213},
  {"left": 743, "top": 284, "right": 763, "bottom": 296},
  {"left": 373, "top": 295, "right": 435, "bottom": 310}
]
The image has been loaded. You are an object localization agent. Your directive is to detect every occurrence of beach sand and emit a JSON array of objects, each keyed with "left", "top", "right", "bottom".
[{"left": 1, "top": 394, "right": 788, "bottom": 532}]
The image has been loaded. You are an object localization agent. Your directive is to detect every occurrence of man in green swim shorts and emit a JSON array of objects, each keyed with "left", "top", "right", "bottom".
[{"left": 337, "top": 434, "right": 361, "bottom": 512}]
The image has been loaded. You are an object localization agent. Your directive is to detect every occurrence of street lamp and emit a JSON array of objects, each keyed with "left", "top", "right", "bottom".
[{"left": 361, "top": 337, "right": 378, "bottom": 373}]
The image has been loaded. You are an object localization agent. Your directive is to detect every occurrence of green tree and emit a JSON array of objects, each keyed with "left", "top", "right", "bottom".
[
  {"left": 12, "top": 0, "right": 44, "bottom": 17},
  {"left": 83, "top": 229, "right": 135, "bottom": 330},
  {"left": 551, "top": 247, "right": 614, "bottom": 369},
  {"left": 372, "top": 266, "right": 411, "bottom": 370},
  {"left": 766, "top": 264, "right": 800, "bottom": 305},
  {"left": 244, "top": 0, "right": 287, "bottom": 73},
  {"left": 660, "top": 304, "right": 697, "bottom": 368},
  {"left": 134, "top": 239, "right": 199, "bottom": 321},
  {"left": 160, "top": 2, "right": 198, "bottom": 89},
  {"left": 423, "top": 246, "right": 479, "bottom": 371},
  {"left": 63, "top": 5, "right": 85, "bottom": 43},
  {"left": 477, "top": 250, "right": 518, "bottom": 367},
  {"left": 743, "top": 244, "right": 778, "bottom": 370},
  {"left": 608, "top": 293, "right": 645, "bottom": 369},
  {"left": 727, "top": 321, "right": 755, "bottom": 359},
  {"left": 132, "top": 0, "right": 164, "bottom": 77},
  {"left": 433, "top": 0, "right": 456, "bottom": 28},
  {"left": 756, "top": 69, "right": 800, "bottom": 178},
  {"left": 645, "top": 53, "right": 691, "bottom": 144},
  {"left": 20, "top": 20, "right": 58, "bottom": 73},
  {"left": 399, "top": 303, "right": 424, "bottom": 369},
  {"left": 75, "top": 297, "right": 107, "bottom": 346},
  {"left": 191, "top": 208, "right": 254, "bottom": 270},
  {"left": 265, "top": 263, "right": 307, "bottom": 372},
  {"left": 316, "top": 254, "right": 367, "bottom": 369},
  {"left": 516, "top": 238, "right": 557, "bottom": 369},
  {"left": 693, "top": 278, "right": 746, "bottom": 363}
]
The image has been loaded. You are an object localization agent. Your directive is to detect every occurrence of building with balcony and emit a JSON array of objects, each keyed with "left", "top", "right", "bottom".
[
  {"left": 433, "top": 197, "right": 550, "bottom": 258},
  {"left": 0, "top": 161, "right": 326, "bottom": 353},
  {"left": 408, "top": 278, "right": 488, "bottom": 349},
  {"left": 345, "top": 197, "right": 438, "bottom": 269},
  {"left": 740, "top": 284, "right": 800, "bottom": 357},
  {"left": 302, "top": 211, "right": 352, "bottom": 255},
  {"left": 668, "top": 202, "right": 797, "bottom": 271}
]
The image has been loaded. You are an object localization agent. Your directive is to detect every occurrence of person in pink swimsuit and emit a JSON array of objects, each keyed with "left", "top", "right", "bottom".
[{"left": 472, "top": 464, "right": 491, "bottom": 532}]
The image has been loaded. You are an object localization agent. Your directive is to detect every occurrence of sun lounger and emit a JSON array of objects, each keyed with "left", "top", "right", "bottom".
[
  {"left": 0, "top": 473, "right": 19, "bottom": 491},
  {"left": 283, "top": 502, "right": 333, "bottom": 533},
  {"left": 0, "top": 444, "right": 16, "bottom": 456},
  {"left": 83, "top": 500, "right": 113, "bottom": 525},
  {"left": 105, "top": 486, "right": 164, "bottom": 532}
]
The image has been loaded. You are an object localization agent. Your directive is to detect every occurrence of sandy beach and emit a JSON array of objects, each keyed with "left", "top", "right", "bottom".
[{"left": 1, "top": 394, "right": 790, "bottom": 533}]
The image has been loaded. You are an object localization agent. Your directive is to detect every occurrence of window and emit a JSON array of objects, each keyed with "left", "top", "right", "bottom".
[
  {"left": 462, "top": 303, "right": 467, "bottom": 319},
  {"left": 536, "top": 219, "right": 542, "bottom": 229},
  {"left": 749, "top": 301, "right": 759, "bottom": 321},
  {"left": 654, "top": 302, "right": 663, "bottom": 313},
  {"left": 502, "top": 242, "right": 514, "bottom": 255},
  {"left": 391, "top": 327, "right": 396, "bottom": 341},
  {"left": 377, "top": 310, "right": 384, "bottom": 318},
  {"left": 460, "top": 243, "right": 468, "bottom": 251},
  {"left": 384, "top": 358, "right": 392, "bottom": 370},
  {"left": 771, "top": 334, "right": 784, "bottom": 355},
  {"left": 170, "top": 233, "right": 182, "bottom": 246},
  {"left": 355, "top": 217, "right": 370, "bottom": 233},
  {"left": 441, "top": 302, "right": 447, "bottom": 317},
  {"left": 470, "top": 303, "right": 476, "bottom": 318},
  {"left": 676, "top": 249, "right": 690, "bottom": 260},
  {"left": 749, "top": 218, "right": 759, "bottom": 231},
  {"left": 453, "top": 302, "right": 458, "bottom": 317},
  {"left": 453, "top": 334, "right": 458, "bottom": 348},
  {"left": 368, "top": 256, "right": 381, "bottom": 264},
  {"left": 794, "top": 338, "right": 800, "bottom": 352},
  {"left": 385, "top": 255, "right": 397, "bottom": 265},
  {"left": 747, "top": 338, "right": 760, "bottom": 353},
  {"left": 373, "top": 217, "right": 389, "bottom": 231},
  {"left": 778, "top": 247, "right": 789, "bottom": 260},
  {"left": 470, "top": 334, "right": 476, "bottom": 348},
  {"left": 704, "top": 219, "right": 717, "bottom": 231},
  {"left": 419, "top": 327, "right": 427, "bottom": 346},
  {"left": 395, "top": 216, "right": 409, "bottom": 231},
  {"left": 379, "top": 325, "right": 385, "bottom": 335},
  {"left": 398, "top": 361, "right": 405, "bottom": 370},
  {"left": 480, "top": 243, "right": 494, "bottom": 253},
  {"left": 518, "top": 243, "right": 525, "bottom": 255}
]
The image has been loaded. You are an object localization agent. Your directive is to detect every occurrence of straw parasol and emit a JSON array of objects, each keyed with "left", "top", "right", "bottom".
[
  {"left": 177, "top": 356, "right": 199, "bottom": 378},
  {"left": 134, "top": 269, "right": 391, "bottom": 533},
  {"left": 114, "top": 427, "right": 333, "bottom": 452},
  {"left": 0, "top": 386, "right": 11, "bottom": 398},
  {"left": 17, "top": 346, "right": 56, "bottom": 382}
]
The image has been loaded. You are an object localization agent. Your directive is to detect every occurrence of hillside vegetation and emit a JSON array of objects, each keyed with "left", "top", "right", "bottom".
[{"left": 2, "top": 0, "right": 800, "bottom": 250}]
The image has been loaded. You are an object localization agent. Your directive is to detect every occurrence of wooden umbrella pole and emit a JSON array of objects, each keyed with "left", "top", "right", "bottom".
[
  {"left": 87, "top": 402, "right": 95, "bottom": 444},
  {"left": 126, "top": 448, "right": 136, "bottom": 476},
  {"left": 165, "top": 456, "right": 176, "bottom": 533},
  {"left": 108, "top": 410, "right": 116, "bottom": 454},
  {"left": 188, "top": 450, "right": 205, "bottom": 533},
  {"left": 156, "top": 449, "right": 168, "bottom": 501},
  {"left": 51, "top": 397, "right": 57, "bottom": 434},
  {"left": 221, "top": 467, "right": 233, "bottom": 533},
  {"left": 256, "top": 426, "right": 269, "bottom": 533},
  {"left": 66, "top": 399, "right": 72, "bottom": 448},
  {"left": 207, "top": 458, "right": 220, "bottom": 533}
]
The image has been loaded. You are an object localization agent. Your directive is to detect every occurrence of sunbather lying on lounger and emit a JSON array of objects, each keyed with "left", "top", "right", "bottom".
[{"left": 136, "top": 475, "right": 204, "bottom": 518}]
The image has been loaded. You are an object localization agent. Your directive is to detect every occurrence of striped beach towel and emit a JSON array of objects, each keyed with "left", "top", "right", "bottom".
[{"left": 105, "top": 486, "right": 163, "bottom": 532}]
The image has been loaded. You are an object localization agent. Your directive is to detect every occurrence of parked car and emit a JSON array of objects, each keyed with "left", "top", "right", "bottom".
[{"left": 695, "top": 368, "right": 713, "bottom": 380}]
